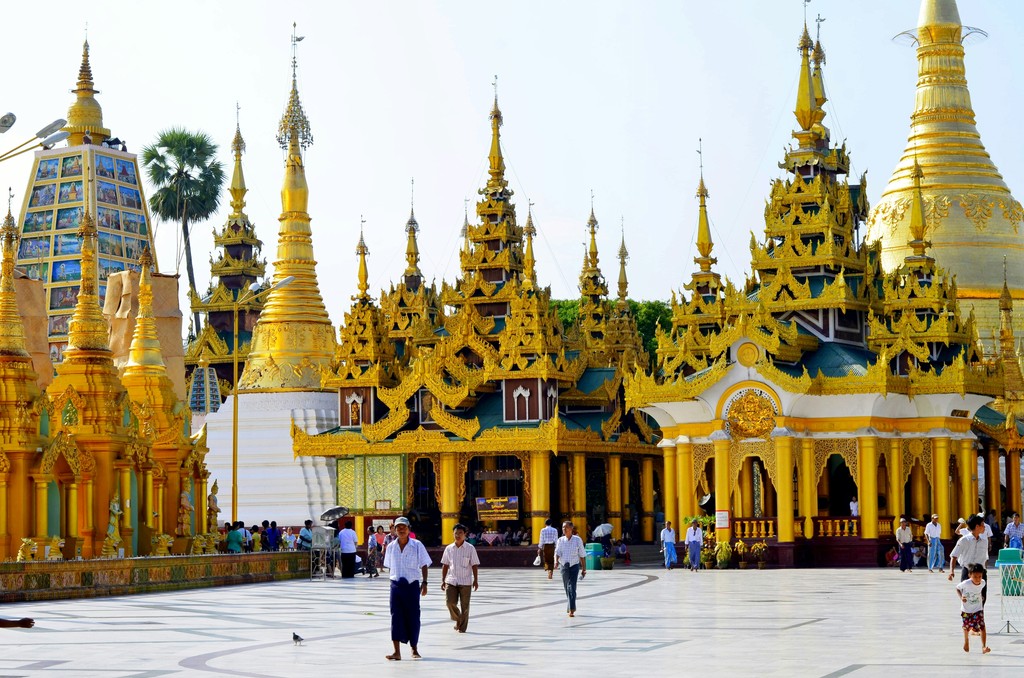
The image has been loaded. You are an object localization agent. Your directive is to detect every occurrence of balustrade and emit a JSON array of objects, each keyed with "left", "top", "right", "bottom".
[
  {"left": 812, "top": 516, "right": 860, "bottom": 538},
  {"left": 732, "top": 518, "right": 776, "bottom": 540},
  {"left": 877, "top": 516, "right": 894, "bottom": 537}
]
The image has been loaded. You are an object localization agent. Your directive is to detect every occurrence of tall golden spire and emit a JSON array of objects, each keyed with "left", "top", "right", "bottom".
[
  {"left": 65, "top": 40, "right": 110, "bottom": 146},
  {"left": 66, "top": 174, "right": 109, "bottom": 353},
  {"left": 460, "top": 201, "right": 471, "bottom": 253},
  {"left": 404, "top": 181, "right": 422, "bottom": 279},
  {"left": 239, "top": 24, "right": 336, "bottom": 390},
  {"left": 907, "top": 158, "right": 931, "bottom": 258},
  {"left": 124, "top": 247, "right": 166, "bottom": 373},
  {"left": 617, "top": 222, "right": 629, "bottom": 309},
  {"left": 485, "top": 77, "right": 508, "bottom": 196},
  {"left": 0, "top": 196, "right": 28, "bottom": 357},
  {"left": 228, "top": 108, "right": 248, "bottom": 220},
  {"left": 793, "top": 24, "right": 821, "bottom": 133},
  {"left": 522, "top": 202, "right": 537, "bottom": 288},
  {"left": 356, "top": 220, "right": 370, "bottom": 301},
  {"left": 694, "top": 173, "right": 717, "bottom": 273}
]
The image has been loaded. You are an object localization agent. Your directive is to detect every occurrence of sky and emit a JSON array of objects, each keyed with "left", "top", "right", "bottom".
[{"left": 1, "top": 0, "right": 1023, "bottom": 335}]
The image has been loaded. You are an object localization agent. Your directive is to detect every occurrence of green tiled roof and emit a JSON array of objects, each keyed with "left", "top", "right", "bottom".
[{"left": 576, "top": 368, "right": 616, "bottom": 395}]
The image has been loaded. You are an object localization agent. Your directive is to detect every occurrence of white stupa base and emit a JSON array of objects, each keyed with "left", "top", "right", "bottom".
[{"left": 203, "top": 391, "right": 338, "bottom": 527}]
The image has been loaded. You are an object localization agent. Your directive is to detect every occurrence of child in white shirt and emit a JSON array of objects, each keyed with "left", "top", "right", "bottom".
[{"left": 955, "top": 563, "right": 990, "bottom": 654}]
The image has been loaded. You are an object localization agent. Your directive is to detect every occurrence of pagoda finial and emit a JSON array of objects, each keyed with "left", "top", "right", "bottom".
[
  {"left": 0, "top": 189, "right": 28, "bottom": 357},
  {"left": 67, "top": 166, "right": 109, "bottom": 352},
  {"left": 461, "top": 198, "right": 471, "bottom": 252},
  {"left": 484, "top": 76, "right": 508, "bottom": 195},
  {"left": 587, "top": 191, "right": 599, "bottom": 270},
  {"left": 812, "top": 14, "right": 827, "bottom": 108},
  {"left": 228, "top": 105, "right": 248, "bottom": 219},
  {"left": 908, "top": 156, "right": 930, "bottom": 256},
  {"left": 523, "top": 201, "right": 537, "bottom": 287},
  {"left": 1000, "top": 256, "right": 1012, "bottom": 313},
  {"left": 356, "top": 217, "right": 370, "bottom": 300},
  {"left": 617, "top": 218, "right": 630, "bottom": 307},
  {"left": 65, "top": 38, "right": 108, "bottom": 145},
  {"left": 277, "top": 24, "right": 312, "bottom": 155},
  {"left": 404, "top": 179, "right": 422, "bottom": 278},
  {"left": 125, "top": 246, "right": 167, "bottom": 371},
  {"left": 694, "top": 141, "right": 717, "bottom": 273},
  {"left": 794, "top": 21, "right": 823, "bottom": 133}
]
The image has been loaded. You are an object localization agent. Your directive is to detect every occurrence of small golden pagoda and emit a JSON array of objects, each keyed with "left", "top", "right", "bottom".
[
  {"left": 867, "top": 0, "right": 1024, "bottom": 340},
  {"left": 185, "top": 118, "right": 267, "bottom": 410}
]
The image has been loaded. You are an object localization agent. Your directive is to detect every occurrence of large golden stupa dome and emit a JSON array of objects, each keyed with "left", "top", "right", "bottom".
[{"left": 867, "top": 0, "right": 1023, "bottom": 340}]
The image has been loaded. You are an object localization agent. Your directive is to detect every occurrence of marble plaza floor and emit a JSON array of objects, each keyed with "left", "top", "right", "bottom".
[{"left": 1, "top": 564, "right": 1023, "bottom": 677}]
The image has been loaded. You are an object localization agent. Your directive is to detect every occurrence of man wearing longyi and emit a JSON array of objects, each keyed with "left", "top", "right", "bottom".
[{"left": 383, "top": 516, "right": 432, "bottom": 660}]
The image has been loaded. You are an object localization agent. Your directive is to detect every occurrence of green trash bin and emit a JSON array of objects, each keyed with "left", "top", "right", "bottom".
[
  {"left": 995, "top": 549, "right": 1023, "bottom": 597},
  {"left": 585, "top": 542, "right": 603, "bottom": 571}
]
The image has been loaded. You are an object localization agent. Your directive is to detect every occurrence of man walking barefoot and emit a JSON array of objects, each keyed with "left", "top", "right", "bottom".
[
  {"left": 383, "top": 517, "right": 431, "bottom": 661},
  {"left": 538, "top": 519, "right": 558, "bottom": 580},
  {"left": 440, "top": 524, "right": 480, "bottom": 633},
  {"left": 554, "top": 521, "right": 586, "bottom": 617}
]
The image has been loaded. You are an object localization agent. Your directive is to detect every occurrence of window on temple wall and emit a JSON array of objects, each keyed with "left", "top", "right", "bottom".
[
  {"left": 545, "top": 386, "right": 557, "bottom": 420},
  {"left": 344, "top": 392, "right": 364, "bottom": 428},
  {"left": 513, "top": 385, "right": 531, "bottom": 421}
]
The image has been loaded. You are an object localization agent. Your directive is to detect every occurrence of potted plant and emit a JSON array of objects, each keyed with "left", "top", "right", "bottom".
[
  {"left": 734, "top": 540, "right": 749, "bottom": 569},
  {"left": 714, "top": 540, "right": 733, "bottom": 569},
  {"left": 751, "top": 540, "right": 769, "bottom": 569},
  {"left": 600, "top": 555, "right": 615, "bottom": 570}
]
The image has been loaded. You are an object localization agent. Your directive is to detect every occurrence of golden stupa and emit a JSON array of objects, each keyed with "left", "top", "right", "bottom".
[{"left": 867, "top": 0, "right": 1024, "bottom": 340}]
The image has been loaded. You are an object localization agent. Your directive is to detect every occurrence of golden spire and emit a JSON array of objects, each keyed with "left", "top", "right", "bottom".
[
  {"left": 239, "top": 25, "right": 336, "bottom": 390},
  {"left": 229, "top": 105, "right": 248, "bottom": 220},
  {"left": 404, "top": 180, "right": 421, "bottom": 278},
  {"left": 65, "top": 40, "right": 110, "bottom": 146},
  {"left": 461, "top": 199, "right": 471, "bottom": 253},
  {"left": 356, "top": 219, "right": 370, "bottom": 300},
  {"left": 523, "top": 202, "right": 537, "bottom": 287},
  {"left": 1001, "top": 256, "right": 1013, "bottom": 313},
  {"left": 694, "top": 166, "right": 717, "bottom": 273},
  {"left": 617, "top": 220, "right": 629, "bottom": 308},
  {"left": 586, "top": 198, "right": 599, "bottom": 271},
  {"left": 484, "top": 76, "right": 509, "bottom": 195},
  {"left": 811, "top": 16, "right": 827, "bottom": 109},
  {"left": 124, "top": 247, "right": 167, "bottom": 372},
  {"left": 0, "top": 193, "right": 28, "bottom": 357},
  {"left": 793, "top": 24, "right": 820, "bottom": 132},
  {"left": 908, "top": 157, "right": 930, "bottom": 257},
  {"left": 66, "top": 175, "right": 109, "bottom": 353}
]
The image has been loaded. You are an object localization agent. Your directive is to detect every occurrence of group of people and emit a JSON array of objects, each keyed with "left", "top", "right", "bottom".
[
  {"left": 223, "top": 520, "right": 293, "bottom": 553},
  {"left": 659, "top": 520, "right": 704, "bottom": 571}
]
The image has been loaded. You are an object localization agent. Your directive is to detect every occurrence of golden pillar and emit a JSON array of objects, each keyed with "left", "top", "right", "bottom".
[
  {"left": 1007, "top": 449, "right": 1022, "bottom": 515},
  {"left": 531, "top": 450, "right": 551, "bottom": 544},
  {"left": 558, "top": 459, "right": 569, "bottom": 518},
  {"left": 857, "top": 436, "right": 878, "bottom": 539},
  {"left": 677, "top": 438, "right": 694, "bottom": 519},
  {"left": 67, "top": 482, "right": 79, "bottom": 538},
  {"left": 661, "top": 442, "right": 677, "bottom": 530},
  {"left": 82, "top": 478, "right": 94, "bottom": 559},
  {"left": 0, "top": 478, "right": 7, "bottom": 552},
  {"left": 985, "top": 441, "right": 1001, "bottom": 518},
  {"left": 482, "top": 456, "right": 498, "bottom": 530},
  {"left": 640, "top": 456, "right": 654, "bottom": 542},
  {"left": 34, "top": 480, "right": 48, "bottom": 538},
  {"left": 197, "top": 476, "right": 208, "bottom": 534},
  {"left": 799, "top": 437, "right": 816, "bottom": 537},
  {"left": 440, "top": 452, "right": 459, "bottom": 544},
  {"left": 354, "top": 515, "right": 365, "bottom": 537},
  {"left": 712, "top": 436, "right": 731, "bottom": 543},
  {"left": 910, "top": 460, "right": 928, "bottom": 520},
  {"left": 155, "top": 482, "right": 165, "bottom": 535},
  {"left": 888, "top": 440, "right": 904, "bottom": 531},
  {"left": 144, "top": 468, "right": 154, "bottom": 529},
  {"left": 607, "top": 454, "right": 622, "bottom": 538},
  {"left": 775, "top": 436, "right": 795, "bottom": 542},
  {"left": 931, "top": 436, "right": 951, "bottom": 538},
  {"left": 119, "top": 467, "right": 133, "bottom": 555},
  {"left": 571, "top": 453, "right": 588, "bottom": 537},
  {"left": 621, "top": 465, "right": 631, "bottom": 526},
  {"left": 960, "top": 439, "right": 978, "bottom": 518},
  {"left": 738, "top": 458, "right": 754, "bottom": 518}
]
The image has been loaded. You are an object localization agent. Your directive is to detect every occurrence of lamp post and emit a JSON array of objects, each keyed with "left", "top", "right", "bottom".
[
  {"left": 0, "top": 118, "right": 69, "bottom": 162},
  {"left": 231, "top": 276, "right": 294, "bottom": 522}
]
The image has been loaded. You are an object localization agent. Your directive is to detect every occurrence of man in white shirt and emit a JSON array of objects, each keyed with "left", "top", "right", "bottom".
[
  {"left": 923, "top": 514, "right": 943, "bottom": 572},
  {"left": 338, "top": 520, "right": 358, "bottom": 578},
  {"left": 538, "top": 519, "right": 559, "bottom": 580},
  {"left": 895, "top": 518, "right": 914, "bottom": 572},
  {"left": 440, "top": 523, "right": 480, "bottom": 633},
  {"left": 850, "top": 496, "right": 859, "bottom": 518},
  {"left": 553, "top": 521, "right": 586, "bottom": 617},
  {"left": 660, "top": 521, "right": 678, "bottom": 570},
  {"left": 684, "top": 519, "right": 703, "bottom": 572},
  {"left": 383, "top": 517, "right": 432, "bottom": 661}
]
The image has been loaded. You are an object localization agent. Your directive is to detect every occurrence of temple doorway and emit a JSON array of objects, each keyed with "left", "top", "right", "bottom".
[{"left": 411, "top": 458, "right": 440, "bottom": 546}]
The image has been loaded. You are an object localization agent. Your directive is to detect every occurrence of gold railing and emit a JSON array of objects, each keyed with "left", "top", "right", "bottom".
[
  {"left": 878, "top": 516, "right": 894, "bottom": 537},
  {"left": 733, "top": 519, "right": 776, "bottom": 539},
  {"left": 793, "top": 518, "right": 805, "bottom": 539},
  {"left": 812, "top": 517, "right": 860, "bottom": 537}
]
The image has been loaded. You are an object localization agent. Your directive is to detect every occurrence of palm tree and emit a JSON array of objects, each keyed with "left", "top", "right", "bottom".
[{"left": 142, "top": 128, "right": 225, "bottom": 333}]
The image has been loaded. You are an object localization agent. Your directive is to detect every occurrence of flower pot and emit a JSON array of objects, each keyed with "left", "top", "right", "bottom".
[
  {"left": 599, "top": 557, "right": 615, "bottom": 570},
  {"left": 757, "top": 561, "right": 767, "bottom": 569},
  {"left": 717, "top": 559, "right": 729, "bottom": 570},
  {"left": 738, "top": 561, "right": 748, "bottom": 569}
]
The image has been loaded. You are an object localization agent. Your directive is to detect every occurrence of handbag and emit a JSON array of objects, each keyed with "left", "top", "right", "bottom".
[{"left": 533, "top": 554, "right": 542, "bottom": 566}]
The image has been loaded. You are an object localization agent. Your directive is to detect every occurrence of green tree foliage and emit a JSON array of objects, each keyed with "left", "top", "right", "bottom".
[
  {"left": 142, "top": 128, "right": 225, "bottom": 334},
  {"left": 549, "top": 298, "right": 672, "bottom": 358},
  {"left": 549, "top": 299, "right": 580, "bottom": 328}
]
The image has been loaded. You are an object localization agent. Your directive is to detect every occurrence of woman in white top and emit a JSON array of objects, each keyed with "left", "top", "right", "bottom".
[{"left": 553, "top": 521, "right": 586, "bottom": 617}]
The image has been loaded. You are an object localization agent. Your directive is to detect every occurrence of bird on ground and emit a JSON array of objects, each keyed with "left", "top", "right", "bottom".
[{"left": 293, "top": 632, "right": 304, "bottom": 646}]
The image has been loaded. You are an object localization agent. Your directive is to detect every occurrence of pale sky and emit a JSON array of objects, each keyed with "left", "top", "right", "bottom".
[{"left": 1, "top": 0, "right": 1023, "bottom": 335}]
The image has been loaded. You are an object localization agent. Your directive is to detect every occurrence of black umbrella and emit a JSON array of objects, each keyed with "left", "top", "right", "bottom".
[{"left": 320, "top": 506, "right": 350, "bottom": 522}]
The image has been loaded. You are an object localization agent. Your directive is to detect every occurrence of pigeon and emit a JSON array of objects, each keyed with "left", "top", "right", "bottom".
[{"left": 293, "top": 632, "right": 304, "bottom": 646}]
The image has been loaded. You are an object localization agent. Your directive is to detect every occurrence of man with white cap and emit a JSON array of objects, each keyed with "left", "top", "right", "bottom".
[
  {"left": 924, "top": 514, "right": 943, "bottom": 572},
  {"left": 895, "top": 517, "right": 914, "bottom": 573},
  {"left": 383, "top": 516, "right": 432, "bottom": 661}
]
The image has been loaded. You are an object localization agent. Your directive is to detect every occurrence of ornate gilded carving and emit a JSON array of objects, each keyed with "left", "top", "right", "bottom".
[
  {"left": 723, "top": 389, "right": 777, "bottom": 440},
  {"left": 959, "top": 193, "right": 994, "bottom": 232}
]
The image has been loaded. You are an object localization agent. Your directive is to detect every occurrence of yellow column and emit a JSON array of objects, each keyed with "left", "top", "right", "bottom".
[
  {"left": 857, "top": 436, "right": 878, "bottom": 539},
  {"left": 712, "top": 435, "right": 731, "bottom": 543},
  {"left": 354, "top": 515, "right": 365, "bottom": 538},
  {"left": 197, "top": 477, "right": 208, "bottom": 534},
  {"left": 932, "top": 436, "right": 951, "bottom": 538},
  {"left": 0, "top": 478, "right": 7, "bottom": 543},
  {"left": 910, "top": 461, "right": 928, "bottom": 520},
  {"left": 67, "top": 482, "right": 79, "bottom": 538},
  {"left": 677, "top": 438, "right": 694, "bottom": 519},
  {"left": 661, "top": 442, "right": 677, "bottom": 530},
  {"left": 960, "top": 439, "right": 978, "bottom": 519},
  {"left": 558, "top": 460, "right": 569, "bottom": 518},
  {"left": 531, "top": 450, "right": 551, "bottom": 544},
  {"left": 985, "top": 442, "right": 1001, "bottom": 518},
  {"left": 607, "top": 454, "right": 622, "bottom": 539},
  {"left": 144, "top": 469, "right": 154, "bottom": 529},
  {"left": 640, "top": 456, "right": 654, "bottom": 542},
  {"left": 119, "top": 467, "right": 131, "bottom": 531},
  {"left": 621, "top": 465, "right": 631, "bottom": 526},
  {"left": 440, "top": 452, "right": 458, "bottom": 544},
  {"left": 482, "top": 456, "right": 498, "bottom": 530},
  {"left": 1006, "top": 449, "right": 1022, "bottom": 516},
  {"left": 34, "top": 480, "right": 48, "bottom": 538},
  {"left": 83, "top": 479, "right": 94, "bottom": 559},
  {"left": 571, "top": 453, "right": 588, "bottom": 538},
  {"left": 775, "top": 436, "right": 795, "bottom": 542},
  {"left": 738, "top": 458, "right": 754, "bottom": 518},
  {"left": 889, "top": 439, "right": 904, "bottom": 531},
  {"left": 156, "top": 483, "right": 165, "bottom": 535},
  {"left": 800, "top": 437, "right": 816, "bottom": 537}
]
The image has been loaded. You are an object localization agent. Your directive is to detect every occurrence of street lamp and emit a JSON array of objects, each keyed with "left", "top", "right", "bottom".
[
  {"left": 231, "top": 275, "right": 294, "bottom": 522},
  {"left": 0, "top": 118, "right": 68, "bottom": 162}
]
